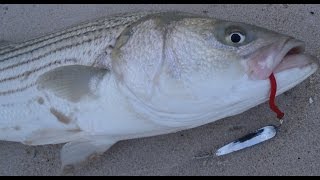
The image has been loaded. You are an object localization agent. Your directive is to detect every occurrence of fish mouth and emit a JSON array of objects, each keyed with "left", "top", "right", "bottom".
[{"left": 246, "top": 38, "right": 319, "bottom": 80}]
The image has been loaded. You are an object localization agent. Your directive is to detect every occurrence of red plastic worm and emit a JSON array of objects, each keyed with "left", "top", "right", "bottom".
[{"left": 269, "top": 73, "right": 285, "bottom": 119}]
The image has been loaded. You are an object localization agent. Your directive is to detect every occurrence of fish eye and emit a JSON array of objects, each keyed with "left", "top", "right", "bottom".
[
  {"left": 227, "top": 32, "right": 245, "bottom": 44},
  {"left": 213, "top": 23, "right": 254, "bottom": 48}
]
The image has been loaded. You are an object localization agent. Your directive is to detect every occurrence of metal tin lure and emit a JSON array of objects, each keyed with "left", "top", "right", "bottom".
[{"left": 215, "top": 125, "right": 277, "bottom": 156}]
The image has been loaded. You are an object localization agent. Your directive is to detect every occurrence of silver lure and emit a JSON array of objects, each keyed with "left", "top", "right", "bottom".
[{"left": 215, "top": 125, "right": 277, "bottom": 156}]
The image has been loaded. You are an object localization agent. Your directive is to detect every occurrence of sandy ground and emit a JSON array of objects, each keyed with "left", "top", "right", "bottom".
[{"left": 0, "top": 4, "right": 320, "bottom": 176}]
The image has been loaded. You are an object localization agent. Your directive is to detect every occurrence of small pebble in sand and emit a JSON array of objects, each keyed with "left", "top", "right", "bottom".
[{"left": 309, "top": 97, "right": 314, "bottom": 104}]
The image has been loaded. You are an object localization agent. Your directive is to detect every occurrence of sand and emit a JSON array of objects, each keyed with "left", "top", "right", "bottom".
[{"left": 0, "top": 4, "right": 319, "bottom": 175}]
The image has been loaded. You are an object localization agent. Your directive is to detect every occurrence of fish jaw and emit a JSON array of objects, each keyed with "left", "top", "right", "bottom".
[{"left": 245, "top": 38, "right": 318, "bottom": 80}]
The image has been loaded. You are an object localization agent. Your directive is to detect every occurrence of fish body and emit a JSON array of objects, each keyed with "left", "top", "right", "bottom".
[{"left": 0, "top": 12, "right": 318, "bottom": 168}]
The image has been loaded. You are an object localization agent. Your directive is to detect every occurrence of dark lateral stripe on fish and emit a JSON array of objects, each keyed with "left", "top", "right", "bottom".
[
  {"left": 0, "top": 14, "right": 140, "bottom": 56},
  {"left": 0, "top": 21, "right": 102, "bottom": 55},
  {"left": 0, "top": 27, "right": 110, "bottom": 63},
  {"left": 0, "top": 34, "right": 102, "bottom": 73},
  {"left": 0, "top": 59, "right": 77, "bottom": 84},
  {"left": 0, "top": 83, "right": 36, "bottom": 96},
  {"left": 0, "top": 19, "right": 124, "bottom": 58}
]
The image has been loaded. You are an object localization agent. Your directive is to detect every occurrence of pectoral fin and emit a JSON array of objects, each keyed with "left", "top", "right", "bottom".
[{"left": 37, "top": 65, "right": 109, "bottom": 102}]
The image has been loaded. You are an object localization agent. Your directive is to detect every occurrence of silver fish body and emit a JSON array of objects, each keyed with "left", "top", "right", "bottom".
[{"left": 0, "top": 12, "right": 318, "bottom": 168}]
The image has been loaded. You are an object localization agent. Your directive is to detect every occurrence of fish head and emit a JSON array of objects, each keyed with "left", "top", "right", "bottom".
[{"left": 111, "top": 14, "right": 318, "bottom": 126}]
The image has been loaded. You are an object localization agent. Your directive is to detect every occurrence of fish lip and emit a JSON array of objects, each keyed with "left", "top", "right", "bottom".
[
  {"left": 280, "top": 38, "right": 305, "bottom": 59},
  {"left": 246, "top": 38, "right": 318, "bottom": 80},
  {"left": 274, "top": 38, "right": 319, "bottom": 74}
]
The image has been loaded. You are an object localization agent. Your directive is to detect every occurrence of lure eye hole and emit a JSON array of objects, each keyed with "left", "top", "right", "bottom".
[{"left": 227, "top": 32, "right": 245, "bottom": 44}]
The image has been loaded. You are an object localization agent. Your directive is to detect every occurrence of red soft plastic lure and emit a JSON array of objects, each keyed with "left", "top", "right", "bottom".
[{"left": 269, "top": 73, "right": 284, "bottom": 119}]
